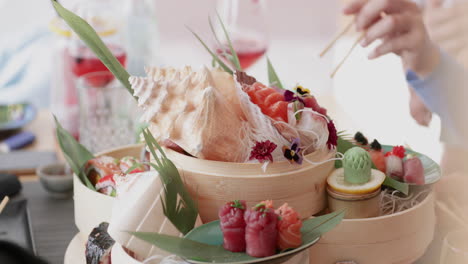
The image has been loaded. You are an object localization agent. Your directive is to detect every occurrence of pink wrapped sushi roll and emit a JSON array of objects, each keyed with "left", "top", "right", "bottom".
[
  {"left": 244, "top": 203, "right": 278, "bottom": 258},
  {"left": 403, "top": 157, "right": 425, "bottom": 185},
  {"left": 219, "top": 200, "right": 247, "bottom": 252}
]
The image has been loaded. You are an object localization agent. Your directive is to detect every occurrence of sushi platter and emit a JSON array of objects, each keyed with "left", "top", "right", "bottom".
[{"left": 53, "top": 1, "right": 442, "bottom": 264}]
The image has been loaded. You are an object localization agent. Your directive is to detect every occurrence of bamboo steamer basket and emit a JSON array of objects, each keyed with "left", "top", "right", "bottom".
[
  {"left": 309, "top": 193, "right": 435, "bottom": 264},
  {"left": 165, "top": 148, "right": 336, "bottom": 223},
  {"left": 74, "top": 144, "right": 144, "bottom": 241}
]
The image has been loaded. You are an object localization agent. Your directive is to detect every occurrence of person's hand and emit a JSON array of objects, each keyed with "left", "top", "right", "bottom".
[
  {"left": 343, "top": 0, "right": 441, "bottom": 78},
  {"left": 424, "top": 0, "right": 468, "bottom": 67}
]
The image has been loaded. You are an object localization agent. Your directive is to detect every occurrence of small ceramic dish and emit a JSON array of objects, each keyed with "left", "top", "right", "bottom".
[
  {"left": 382, "top": 145, "right": 441, "bottom": 194},
  {"left": 37, "top": 163, "right": 73, "bottom": 199},
  {"left": 183, "top": 220, "right": 321, "bottom": 264},
  {"left": 0, "top": 103, "right": 37, "bottom": 132}
]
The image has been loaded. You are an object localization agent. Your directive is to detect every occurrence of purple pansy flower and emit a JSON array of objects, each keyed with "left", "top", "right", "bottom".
[{"left": 283, "top": 138, "right": 303, "bottom": 164}]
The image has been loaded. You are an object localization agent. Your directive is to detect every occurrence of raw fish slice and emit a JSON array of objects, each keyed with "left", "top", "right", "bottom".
[
  {"left": 244, "top": 83, "right": 288, "bottom": 123},
  {"left": 131, "top": 66, "right": 250, "bottom": 162},
  {"left": 244, "top": 204, "right": 278, "bottom": 258},
  {"left": 386, "top": 155, "right": 404, "bottom": 180},
  {"left": 370, "top": 150, "right": 386, "bottom": 173},
  {"left": 295, "top": 111, "right": 329, "bottom": 155},
  {"left": 275, "top": 203, "right": 302, "bottom": 250},
  {"left": 260, "top": 200, "right": 274, "bottom": 209},
  {"left": 303, "top": 97, "right": 327, "bottom": 116},
  {"left": 403, "top": 157, "right": 425, "bottom": 185},
  {"left": 235, "top": 77, "right": 291, "bottom": 162},
  {"left": 264, "top": 93, "right": 285, "bottom": 106},
  {"left": 385, "top": 146, "right": 405, "bottom": 180},
  {"left": 219, "top": 200, "right": 247, "bottom": 252}
]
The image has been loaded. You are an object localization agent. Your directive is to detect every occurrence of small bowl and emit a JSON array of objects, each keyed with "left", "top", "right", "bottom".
[{"left": 37, "top": 163, "right": 73, "bottom": 199}]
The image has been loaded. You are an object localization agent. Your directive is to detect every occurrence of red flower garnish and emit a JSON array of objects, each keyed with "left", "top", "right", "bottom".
[
  {"left": 385, "top": 146, "right": 405, "bottom": 158},
  {"left": 327, "top": 120, "right": 338, "bottom": 149},
  {"left": 249, "top": 140, "right": 277, "bottom": 163}
]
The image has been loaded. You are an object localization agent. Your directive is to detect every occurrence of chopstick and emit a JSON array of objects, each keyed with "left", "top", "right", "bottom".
[
  {"left": 330, "top": 32, "right": 366, "bottom": 78},
  {"left": 0, "top": 196, "right": 9, "bottom": 214},
  {"left": 319, "top": 19, "right": 355, "bottom": 58}
]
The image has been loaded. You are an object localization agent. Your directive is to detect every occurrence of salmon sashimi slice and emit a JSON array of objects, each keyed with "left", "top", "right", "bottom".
[
  {"left": 244, "top": 82, "right": 289, "bottom": 123},
  {"left": 264, "top": 101, "right": 288, "bottom": 123},
  {"left": 264, "top": 93, "right": 285, "bottom": 106},
  {"left": 275, "top": 203, "right": 302, "bottom": 250}
]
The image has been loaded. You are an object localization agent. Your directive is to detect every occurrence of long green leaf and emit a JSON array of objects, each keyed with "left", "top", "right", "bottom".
[
  {"left": 54, "top": 116, "right": 95, "bottom": 190},
  {"left": 130, "top": 210, "right": 344, "bottom": 263},
  {"left": 267, "top": 58, "right": 284, "bottom": 89},
  {"left": 129, "top": 232, "right": 249, "bottom": 262},
  {"left": 383, "top": 176, "right": 409, "bottom": 195},
  {"left": 187, "top": 27, "right": 233, "bottom": 75},
  {"left": 51, "top": 0, "right": 134, "bottom": 96},
  {"left": 215, "top": 12, "right": 241, "bottom": 71},
  {"left": 143, "top": 129, "right": 198, "bottom": 235}
]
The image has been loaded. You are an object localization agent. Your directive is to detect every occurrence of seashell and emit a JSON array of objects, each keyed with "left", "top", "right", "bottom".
[{"left": 130, "top": 66, "right": 250, "bottom": 162}]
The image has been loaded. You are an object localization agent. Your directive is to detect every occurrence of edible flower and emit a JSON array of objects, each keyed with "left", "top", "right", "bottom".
[
  {"left": 284, "top": 90, "right": 303, "bottom": 103},
  {"left": 283, "top": 138, "right": 303, "bottom": 164},
  {"left": 249, "top": 140, "right": 277, "bottom": 163},
  {"left": 327, "top": 120, "right": 338, "bottom": 149},
  {"left": 295, "top": 85, "right": 311, "bottom": 96}
]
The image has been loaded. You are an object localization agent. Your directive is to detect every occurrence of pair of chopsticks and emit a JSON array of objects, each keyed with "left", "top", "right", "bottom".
[
  {"left": 0, "top": 196, "right": 9, "bottom": 214},
  {"left": 320, "top": 19, "right": 366, "bottom": 78},
  {"left": 436, "top": 198, "right": 468, "bottom": 231}
]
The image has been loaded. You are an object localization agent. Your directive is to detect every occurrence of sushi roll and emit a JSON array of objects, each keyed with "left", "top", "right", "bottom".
[
  {"left": 403, "top": 156, "right": 425, "bottom": 185},
  {"left": 354, "top": 132, "right": 368, "bottom": 147},
  {"left": 86, "top": 156, "right": 122, "bottom": 185},
  {"left": 385, "top": 146, "right": 406, "bottom": 180},
  {"left": 275, "top": 203, "right": 302, "bottom": 250},
  {"left": 369, "top": 140, "right": 386, "bottom": 173},
  {"left": 95, "top": 175, "right": 116, "bottom": 197},
  {"left": 85, "top": 222, "right": 115, "bottom": 264},
  {"left": 244, "top": 203, "right": 278, "bottom": 258},
  {"left": 118, "top": 156, "right": 146, "bottom": 174},
  {"left": 219, "top": 200, "right": 247, "bottom": 252},
  {"left": 260, "top": 200, "right": 274, "bottom": 209}
]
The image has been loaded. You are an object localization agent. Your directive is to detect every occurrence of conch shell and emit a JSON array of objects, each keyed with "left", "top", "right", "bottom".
[{"left": 130, "top": 66, "right": 250, "bottom": 162}]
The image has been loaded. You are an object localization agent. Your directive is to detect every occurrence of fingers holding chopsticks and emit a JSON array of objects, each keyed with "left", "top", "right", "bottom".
[{"left": 344, "top": 0, "right": 419, "bottom": 31}]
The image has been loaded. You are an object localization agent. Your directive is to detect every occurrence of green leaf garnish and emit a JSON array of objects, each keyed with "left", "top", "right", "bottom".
[
  {"left": 142, "top": 129, "right": 198, "bottom": 235},
  {"left": 187, "top": 27, "right": 233, "bottom": 75},
  {"left": 51, "top": 0, "right": 134, "bottom": 97},
  {"left": 231, "top": 200, "right": 245, "bottom": 210},
  {"left": 215, "top": 11, "right": 241, "bottom": 71},
  {"left": 54, "top": 116, "right": 95, "bottom": 191},
  {"left": 383, "top": 176, "right": 409, "bottom": 195},
  {"left": 129, "top": 210, "right": 344, "bottom": 262},
  {"left": 267, "top": 58, "right": 284, "bottom": 89}
]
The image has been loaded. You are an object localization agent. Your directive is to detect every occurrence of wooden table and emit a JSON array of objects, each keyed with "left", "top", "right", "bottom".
[
  {"left": 7, "top": 109, "right": 76, "bottom": 264},
  {"left": 19, "top": 109, "right": 59, "bottom": 180}
]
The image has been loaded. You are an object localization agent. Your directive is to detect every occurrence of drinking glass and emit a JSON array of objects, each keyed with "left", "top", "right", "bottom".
[
  {"left": 78, "top": 71, "right": 136, "bottom": 153},
  {"left": 440, "top": 229, "right": 468, "bottom": 264},
  {"left": 214, "top": 0, "right": 269, "bottom": 70}
]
